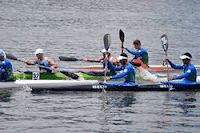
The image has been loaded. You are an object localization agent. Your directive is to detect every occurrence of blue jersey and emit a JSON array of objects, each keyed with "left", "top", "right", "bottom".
[
  {"left": 108, "top": 62, "right": 136, "bottom": 83},
  {"left": 168, "top": 61, "right": 197, "bottom": 82},
  {"left": 0, "top": 58, "right": 13, "bottom": 81},
  {"left": 126, "top": 47, "right": 149, "bottom": 66},
  {"left": 37, "top": 58, "right": 51, "bottom": 73}
]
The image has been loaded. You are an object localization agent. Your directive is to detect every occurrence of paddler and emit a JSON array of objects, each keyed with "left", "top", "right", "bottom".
[
  {"left": 123, "top": 39, "right": 149, "bottom": 68},
  {"left": 0, "top": 49, "right": 14, "bottom": 81},
  {"left": 104, "top": 53, "right": 136, "bottom": 83},
  {"left": 84, "top": 49, "right": 119, "bottom": 66},
  {"left": 23, "top": 48, "right": 58, "bottom": 73},
  {"left": 165, "top": 52, "right": 197, "bottom": 82}
]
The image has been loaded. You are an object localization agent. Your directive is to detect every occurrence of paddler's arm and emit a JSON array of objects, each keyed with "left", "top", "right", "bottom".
[
  {"left": 107, "top": 61, "right": 122, "bottom": 72},
  {"left": 165, "top": 57, "right": 183, "bottom": 69},
  {"left": 47, "top": 58, "right": 58, "bottom": 70},
  {"left": 23, "top": 59, "right": 37, "bottom": 65},
  {"left": 125, "top": 47, "right": 141, "bottom": 55},
  {"left": 110, "top": 68, "right": 130, "bottom": 80},
  {"left": 172, "top": 71, "right": 191, "bottom": 80}
]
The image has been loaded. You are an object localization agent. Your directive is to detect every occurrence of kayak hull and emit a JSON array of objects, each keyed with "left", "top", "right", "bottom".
[
  {"left": 59, "top": 65, "right": 200, "bottom": 71},
  {"left": 0, "top": 80, "right": 99, "bottom": 91},
  {"left": 162, "top": 80, "right": 200, "bottom": 91},
  {"left": 1, "top": 80, "right": 200, "bottom": 92}
]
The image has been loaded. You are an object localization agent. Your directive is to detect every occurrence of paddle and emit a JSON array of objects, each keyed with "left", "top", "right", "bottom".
[
  {"left": 119, "top": 29, "right": 125, "bottom": 53},
  {"left": 59, "top": 56, "right": 101, "bottom": 62},
  {"left": 6, "top": 53, "right": 79, "bottom": 80},
  {"left": 59, "top": 56, "right": 83, "bottom": 61},
  {"left": 161, "top": 34, "right": 168, "bottom": 56},
  {"left": 160, "top": 34, "right": 171, "bottom": 89},
  {"left": 103, "top": 34, "right": 111, "bottom": 83}
]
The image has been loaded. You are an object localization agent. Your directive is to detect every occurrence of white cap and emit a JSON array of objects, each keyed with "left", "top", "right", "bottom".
[
  {"left": 0, "top": 49, "right": 6, "bottom": 58},
  {"left": 34, "top": 48, "right": 44, "bottom": 55},
  {"left": 180, "top": 55, "right": 191, "bottom": 60},
  {"left": 0, "top": 49, "right": 4, "bottom": 57},
  {"left": 100, "top": 48, "right": 111, "bottom": 53},
  {"left": 117, "top": 55, "right": 128, "bottom": 61}
]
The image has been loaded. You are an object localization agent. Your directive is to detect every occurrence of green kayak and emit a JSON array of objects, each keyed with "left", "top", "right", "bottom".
[
  {"left": 13, "top": 72, "right": 68, "bottom": 80},
  {"left": 77, "top": 72, "right": 140, "bottom": 80},
  {"left": 13, "top": 71, "right": 140, "bottom": 80}
]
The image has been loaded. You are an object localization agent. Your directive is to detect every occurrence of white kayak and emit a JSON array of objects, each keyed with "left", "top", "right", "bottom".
[
  {"left": 1, "top": 76, "right": 200, "bottom": 91},
  {"left": 0, "top": 79, "right": 99, "bottom": 91}
]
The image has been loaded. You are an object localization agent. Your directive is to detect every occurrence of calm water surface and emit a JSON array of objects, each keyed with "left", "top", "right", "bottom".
[
  {"left": 0, "top": 90, "right": 200, "bottom": 133},
  {"left": 0, "top": 0, "right": 200, "bottom": 132}
]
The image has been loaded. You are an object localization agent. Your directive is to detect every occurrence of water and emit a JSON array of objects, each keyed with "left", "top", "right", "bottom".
[
  {"left": 0, "top": 90, "right": 200, "bottom": 133},
  {"left": 0, "top": 0, "right": 200, "bottom": 132}
]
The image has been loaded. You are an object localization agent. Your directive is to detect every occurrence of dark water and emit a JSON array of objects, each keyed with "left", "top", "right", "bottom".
[{"left": 0, "top": 0, "right": 200, "bottom": 132}]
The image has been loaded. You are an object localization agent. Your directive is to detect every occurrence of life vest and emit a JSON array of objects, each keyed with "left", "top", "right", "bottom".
[
  {"left": 37, "top": 57, "right": 52, "bottom": 73},
  {"left": 0, "top": 58, "right": 13, "bottom": 81}
]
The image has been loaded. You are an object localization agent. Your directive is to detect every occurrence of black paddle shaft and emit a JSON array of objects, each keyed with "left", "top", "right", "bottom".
[{"left": 119, "top": 29, "right": 125, "bottom": 53}]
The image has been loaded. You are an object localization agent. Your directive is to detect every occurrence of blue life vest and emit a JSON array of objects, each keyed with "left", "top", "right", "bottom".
[
  {"left": 108, "top": 62, "right": 136, "bottom": 82},
  {"left": 126, "top": 47, "right": 149, "bottom": 66},
  {"left": 37, "top": 58, "right": 51, "bottom": 73},
  {"left": 0, "top": 58, "right": 13, "bottom": 81},
  {"left": 169, "top": 61, "right": 197, "bottom": 82}
]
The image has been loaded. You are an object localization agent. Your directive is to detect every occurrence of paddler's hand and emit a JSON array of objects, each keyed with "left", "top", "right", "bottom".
[
  {"left": 83, "top": 58, "right": 88, "bottom": 62},
  {"left": 121, "top": 45, "right": 125, "bottom": 50},
  {"left": 23, "top": 60, "right": 29, "bottom": 65},
  {"left": 23, "top": 60, "right": 27, "bottom": 64},
  {"left": 50, "top": 66, "right": 56, "bottom": 70},
  {"left": 165, "top": 56, "right": 169, "bottom": 62},
  {"left": 104, "top": 76, "right": 110, "bottom": 81},
  {"left": 105, "top": 56, "right": 109, "bottom": 62},
  {"left": 167, "top": 77, "right": 172, "bottom": 81}
]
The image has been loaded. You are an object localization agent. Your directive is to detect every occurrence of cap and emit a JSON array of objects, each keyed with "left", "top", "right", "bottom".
[
  {"left": 100, "top": 48, "right": 111, "bottom": 53},
  {"left": 34, "top": 48, "right": 44, "bottom": 55},
  {"left": 180, "top": 52, "right": 192, "bottom": 60},
  {"left": 117, "top": 53, "right": 128, "bottom": 61},
  {"left": 0, "top": 49, "right": 4, "bottom": 57}
]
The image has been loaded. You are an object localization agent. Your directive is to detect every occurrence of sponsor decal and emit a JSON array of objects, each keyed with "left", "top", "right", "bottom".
[
  {"left": 186, "top": 69, "right": 191, "bottom": 73},
  {"left": 160, "top": 84, "right": 173, "bottom": 88},
  {"left": 32, "top": 72, "right": 40, "bottom": 80},
  {"left": 124, "top": 69, "right": 128, "bottom": 73},
  {"left": 92, "top": 85, "right": 107, "bottom": 89}
]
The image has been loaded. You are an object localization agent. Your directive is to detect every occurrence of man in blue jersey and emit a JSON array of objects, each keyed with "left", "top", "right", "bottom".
[
  {"left": 165, "top": 52, "right": 196, "bottom": 82},
  {"left": 125, "top": 40, "right": 149, "bottom": 68},
  {"left": 0, "top": 49, "right": 14, "bottom": 81},
  {"left": 24, "top": 48, "right": 58, "bottom": 73},
  {"left": 104, "top": 53, "right": 136, "bottom": 83}
]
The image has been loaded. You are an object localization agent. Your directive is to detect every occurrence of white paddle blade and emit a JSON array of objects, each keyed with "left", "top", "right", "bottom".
[
  {"left": 161, "top": 34, "right": 168, "bottom": 45},
  {"left": 160, "top": 34, "right": 168, "bottom": 52},
  {"left": 104, "top": 34, "right": 111, "bottom": 51}
]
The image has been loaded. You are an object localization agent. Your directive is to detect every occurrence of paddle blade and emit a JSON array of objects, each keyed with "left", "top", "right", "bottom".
[
  {"left": 119, "top": 29, "right": 124, "bottom": 43},
  {"left": 160, "top": 34, "right": 168, "bottom": 52},
  {"left": 60, "top": 70, "right": 79, "bottom": 80},
  {"left": 59, "top": 56, "right": 79, "bottom": 61},
  {"left": 6, "top": 53, "right": 18, "bottom": 60},
  {"left": 103, "top": 34, "right": 111, "bottom": 50}
]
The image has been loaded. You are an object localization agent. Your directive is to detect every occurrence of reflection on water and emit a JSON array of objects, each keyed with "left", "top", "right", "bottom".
[
  {"left": 0, "top": 90, "right": 199, "bottom": 133},
  {"left": 103, "top": 92, "right": 136, "bottom": 108},
  {"left": 0, "top": 89, "right": 12, "bottom": 102},
  {"left": 169, "top": 92, "right": 198, "bottom": 116}
]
